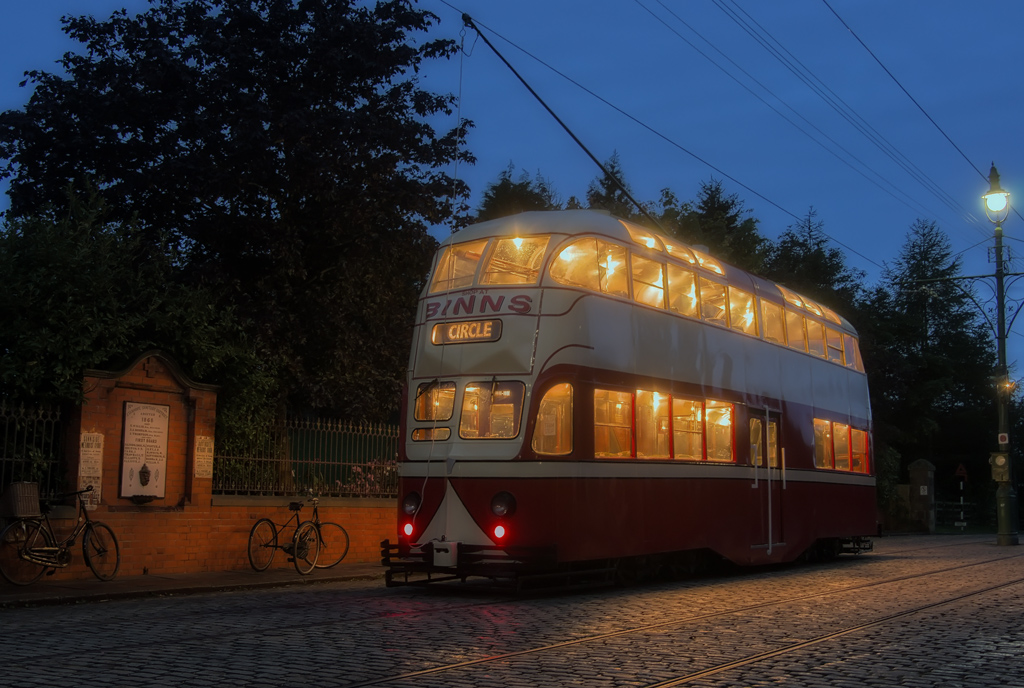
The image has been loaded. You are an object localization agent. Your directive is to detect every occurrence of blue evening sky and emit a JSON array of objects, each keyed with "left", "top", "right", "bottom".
[{"left": 3, "top": 1, "right": 1024, "bottom": 365}]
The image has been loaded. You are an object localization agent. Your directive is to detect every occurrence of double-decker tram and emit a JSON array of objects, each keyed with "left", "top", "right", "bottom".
[{"left": 382, "top": 210, "right": 875, "bottom": 587}]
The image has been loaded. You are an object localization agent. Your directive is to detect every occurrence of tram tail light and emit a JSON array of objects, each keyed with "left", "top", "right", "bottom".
[
  {"left": 494, "top": 524, "right": 506, "bottom": 540},
  {"left": 403, "top": 522, "right": 414, "bottom": 538}
]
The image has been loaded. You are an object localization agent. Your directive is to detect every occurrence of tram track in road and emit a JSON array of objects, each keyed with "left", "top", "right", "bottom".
[
  {"left": 644, "top": 574, "right": 1024, "bottom": 687},
  {"left": 344, "top": 550, "right": 1024, "bottom": 687}
]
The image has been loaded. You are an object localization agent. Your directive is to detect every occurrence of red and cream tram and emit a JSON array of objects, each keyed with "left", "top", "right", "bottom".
[{"left": 382, "top": 210, "right": 875, "bottom": 586}]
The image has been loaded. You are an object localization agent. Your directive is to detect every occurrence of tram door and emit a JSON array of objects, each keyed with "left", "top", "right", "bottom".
[{"left": 750, "top": 411, "right": 784, "bottom": 554}]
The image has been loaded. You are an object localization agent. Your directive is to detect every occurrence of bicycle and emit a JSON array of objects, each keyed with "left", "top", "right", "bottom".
[
  {"left": 0, "top": 485, "right": 121, "bottom": 586},
  {"left": 247, "top": 492, "right": 349, "bottom": 574}
]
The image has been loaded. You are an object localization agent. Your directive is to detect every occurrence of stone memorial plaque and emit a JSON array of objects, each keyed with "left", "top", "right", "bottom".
[
  {"left": 194, "top": 435, "right": 214, "bottom": 479},
  {"left": 120, "top": 402, "right": 169, "bottom": 499}
]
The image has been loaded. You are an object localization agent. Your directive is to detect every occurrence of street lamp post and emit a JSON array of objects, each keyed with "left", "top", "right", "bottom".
[{"left": 982, "top": 163, "right": 1019, "bottom": 546}]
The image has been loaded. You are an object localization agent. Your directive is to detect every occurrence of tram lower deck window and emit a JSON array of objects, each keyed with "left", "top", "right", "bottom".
[
  {"left": 593, "top": 389, "right": 733, "bottom": 462},
  {"left": 532, "top": 383, "right": 573, "bottom": 455},
  {"left": 814, "top": 418, "right": 870, "bottom": 473},
  {"left": 460, "top": 381, "right": 526, "bottom": 439}
]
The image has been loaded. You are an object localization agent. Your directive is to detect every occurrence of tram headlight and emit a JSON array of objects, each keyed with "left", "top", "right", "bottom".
[
  {"left": 402, "top": 491, "right": 421, "bottom": 516},
  {"left": 490, "top": 491, "right": 517, "bottom": 517}
]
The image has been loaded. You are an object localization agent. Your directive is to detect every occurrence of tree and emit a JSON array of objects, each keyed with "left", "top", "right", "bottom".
[
  {"left": 867, "top": 219, "right": 995, "bottom": 507},
  {"left": 0, "top": 0, "right": 471, "bottom": 422},
  {"left": 475, "top": 164, "right": 561, "bottom": 221},
  {"left": 0, "top": 186, "right": 270, "bottom": 424},
  {"left": 585, "top": 152, "right": 641, "bottom": 221},
  {"left": 659, "top": 179, "right": 769, "bottom": 273},
  {"left": 764, "top": 207, "right": 864, "bottom": 313}
]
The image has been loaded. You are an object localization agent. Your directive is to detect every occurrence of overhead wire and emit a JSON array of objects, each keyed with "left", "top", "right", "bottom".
[
  {"left": 709, "top": 0, "right": 990, "bottom": 243},
  {"left": 639, "top": 0, "right": 941, "bottom": 230},
  {"left": 438, "top": 1, "right": 883, "bottom": 270},
  {"left": 819, "top": 0, "right": 1024, "bottom": 276}
]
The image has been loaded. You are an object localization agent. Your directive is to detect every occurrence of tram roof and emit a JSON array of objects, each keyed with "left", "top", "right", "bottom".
[{"left": 442, "top": 210, "right": 858, "bottom": 333}]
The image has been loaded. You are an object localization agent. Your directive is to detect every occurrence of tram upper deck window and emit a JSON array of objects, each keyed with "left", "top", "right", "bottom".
[
  {"left": 632, "top": 255, "right": 666, "bottom": 309},
  {"left": 459, "top": 381, "right": 525, "bottom": 439},
  {"left": 778, "top": 285, "right": 805, "bottom": 309},
  {"left": 551, "top": 238, "right": 628, "bottom": 297},
  {"left": 621, "top": 222, "right": 663, "bottom": 252},
  {"left": 480, "top": 236, "right": 550, "bottom": 285},
  {"left": 662, "top": 238, "right": 698, "bottom": 266},
  {"left": 414, "top": 381, "right": 456, "bottom": 421},
  {"left": 666, "top": 264, "right": 699, "bottom": 318},
  {"left": 844, "top": 333, "right": 865, "bottom": 372},
  {"left": 532, "top": 383, "right": 573, "bottom": 455},
  {"left": 825, "top": 327, "right": 844, "bottom": 364},
  {"left": 806, "top": 319, "right": 826, "bottom": 358},
  {"left": 761, "top": 300, "right": 786, "bottom": 345},
  {"left": 692, "top": 249, "right": 724, "bottom": 275},
  {"left": 429, "top": 239, "right": 488, "bottom": 293},
  {"left": 785, "top": 310, "right": 807, "bottom": 352},
  {"left": 700, "top": 278, "right": 728, "bottom": 327},
  {"left": 728, "top": 286, "right": 758, "bottom": 336}
]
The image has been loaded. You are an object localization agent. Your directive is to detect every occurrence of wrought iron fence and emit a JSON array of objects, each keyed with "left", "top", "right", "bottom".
[
  {"left": 213, "top": 417, "right": 399, "bottom": 498},
  {"left": 0, "top": 402, "right": 65, "bottom": 506}
]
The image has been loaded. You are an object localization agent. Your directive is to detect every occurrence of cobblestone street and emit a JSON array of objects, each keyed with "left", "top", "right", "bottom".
[{"left": 2, "top": 534, "right": 1023, "bottom": 687}]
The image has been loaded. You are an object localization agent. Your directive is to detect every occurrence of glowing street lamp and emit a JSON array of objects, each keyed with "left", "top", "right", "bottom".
[
  {"left": 983, "top": 164, "right": 1011, "bottom": 223},
  {"left": 983, "top": 163, "right": 1019, "bottom": 546}
]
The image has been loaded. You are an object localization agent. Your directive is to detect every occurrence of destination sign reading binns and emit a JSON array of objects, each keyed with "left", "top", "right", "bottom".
[{"left": 431, "top": 320, "right": 502, "bottom": 345}]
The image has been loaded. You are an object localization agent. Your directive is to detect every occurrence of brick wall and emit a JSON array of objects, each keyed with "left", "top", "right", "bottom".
[
  {"left": 36, "top": 498, "right": 395, "bottom": 581},
  {"left": 33, "top": 351, "right": 397, "bottom": 582}
]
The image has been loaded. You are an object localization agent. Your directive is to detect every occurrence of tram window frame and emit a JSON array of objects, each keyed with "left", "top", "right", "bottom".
[
  {"left": 761, "top": 299, "right": 786, "bottom": 345},
  {"left": 844, "top": 333, "right": 865, "bottom": 372},
  {"left": 813, "top": 419, "right": 870, "bottom": 472},
  {"left": 833, "top": 423, "right": 851, "bottom": 470},
  {"left": 631, "top": 255, "right": 667, "bottom": 309},
  {"left": 459, "top": 381, "right": 526, "bottom": 440},
  {"left": 594, "top": 389, "right": 633, "bottom": 458},
  {"left": 635, "top": 390, "right": 670, "bottom": 458},
  {"left": 825, "top": 326, "right": 844, "bottom": 364},
  {"left": 750, "top": 418, "right": 763, "bottom": 466},
  {"left": 813, "top": 418, "right": 834, "bottom": 469},
  {"left": 728, "top": 286, "right": 758, "bottom": 337},
  {"left": 700, "top": 277, "right": 729, "bottom": 327},
  {"left": 806, "top": 319, "right": 826, "bottom": 358},
  {"left": 672, "top": 398, "right": 704, "bottom": 460},
  {"left": 532, "top": 383, "right": 574, "bottom": 456},
  {"left": 599, "top": 242, "right": 629, "bottom": 298},
  {"left": 662, "top": 238, "right": 698, "bottom": 266},
  {"left": 592, "top": 390, "right": 732, "bottom": 462},
  {"left": 429, "top": 239, "right": 489, "bottom": 293},
  {"left": 851, "top": 428, "right": 870, "bottom": 473},
  {"left": 667, "top": 263, "right": 699, "bottom": 319},
  {"left": 414, "top": 381, "right": 456, "bottom": 421},
  {"left": 785, "top": 309, "right": 807, "bottom": 352},
  {"left": 550, "top": 238, "right": 629, "bottom": 298},
  {"left": 479, "top": 235, "right": 550, "bottom": 286},
  {"left": 705, "top": 400, "right": 734, "bottom": 462},
  {"left": 622, "top": 221, "right": 664, "bottom": 252}
]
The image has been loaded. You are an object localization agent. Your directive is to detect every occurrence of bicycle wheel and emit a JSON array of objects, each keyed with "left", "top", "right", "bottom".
[
  {"left": 0, "top": 520, "right": 50, "bottom": 586},
  {"left": 83, "top": 522, "right": 121, "bottom": 581},
  {"left": 314, "top": 522, "right": 350, "bottom": 569},
  {"left": 248, "top": 518, "right": 278, "bottom": 571},
  {"left": 292, "top": 521, "right": 320, "bottom": 575}
]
